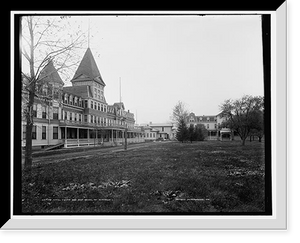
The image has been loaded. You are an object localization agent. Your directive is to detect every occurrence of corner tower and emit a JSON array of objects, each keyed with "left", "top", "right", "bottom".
[{"left": 70, "top": 47, "right": 106, "bottom": 102}]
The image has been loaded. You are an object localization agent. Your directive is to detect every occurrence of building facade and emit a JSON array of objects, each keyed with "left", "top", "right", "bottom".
[
  {"left": 22, "top": 48, "right": 144, "bottom": 149},
  {"left": 141, "top": 122, "right": 176, "bottom": 141},
  {"left": 186, "top": 112, "right": 233, "bottom": 140}
]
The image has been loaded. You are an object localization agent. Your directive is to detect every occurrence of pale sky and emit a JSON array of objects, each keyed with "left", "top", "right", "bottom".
[{"left": 24, "top": 15, "right": 264, "bottom": 124}]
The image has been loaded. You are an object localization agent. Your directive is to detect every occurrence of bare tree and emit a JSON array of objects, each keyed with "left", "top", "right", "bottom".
[
  {"left": 170, "top": 101, "right": 189, "bottom": 126},
  {"left": 21, "top": 16, "right": 86, "bottom": 171},
  {"left": 219, "top": 95, "right": 264, "bottom": 146}
]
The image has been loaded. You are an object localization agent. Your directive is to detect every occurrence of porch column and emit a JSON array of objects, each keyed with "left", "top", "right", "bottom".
[
  {"left": 111, "top": 129, "right": 114, "bottom": 143},
  {"left": 96, "top": 128, "right": 98, "bottom": 145},
  {"left": 77, "top": 128, "right": 79, "bottom": 146},
  {"left": 64, "top": 127, "right": 67, "bottom": 148}
]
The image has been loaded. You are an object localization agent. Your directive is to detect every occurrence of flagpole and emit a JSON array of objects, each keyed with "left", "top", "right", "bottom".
[
  {"left": 88, "top": 18, "right": 90, "bottom": 48},
  {"left": 119, "top": 77, "right": 122, "bottom": 103}
]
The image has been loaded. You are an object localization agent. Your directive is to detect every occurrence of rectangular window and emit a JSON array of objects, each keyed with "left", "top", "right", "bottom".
[
  {"left": 53, "top": 108, "right": 58, "bottom": 120},
  {"left": 91, "top": 101, "right": 93, "bottom": 109},
  {"left": 214, "top": 124, "right": 217, "bottom": 129},
  {"left": 90, "top": 130, "right": 96, "bottom": 139},
  {"left": 53, "top": 126, "right": 58, "bottom": 139},
  {"left": 207, "top": 124, "right": 209, "bottom": 129},
  {"left": 22, "top": 125, "right": 26, "bottom": 140},
  {"left": 70, "top": 112, "right": 72, "bottom": 121},
  {"left": 79, "top": 114, "right": 82, "bottom": 122},
  {"left": 162, "top": 127, "right": 164, "bottom": 132},
  {"left": 32, "top": 125, "right": 37, "bottom": 139},
  {"left": 64, "top": 111, "right": 67, "bottom": 120},
  {"left": 42, "top": 106, "right": 46, "bottom": 119},
  {"left": 42, "top": 126, "right": 46, "bottom": 139},
  {"left": 74, "top": 113, "right": 77, "bottom": 121},
  {"left": 84, "top": 115, "right": 87, "bottom": 123},
  {"left": 33, "top": 105, "right": 37, "bottom": 118},
  {"left": 85, "top": 100, "right": 88, "bottom": 108},
  {"left": 91, "top": 115, "right": 93, "bottom": 123}
]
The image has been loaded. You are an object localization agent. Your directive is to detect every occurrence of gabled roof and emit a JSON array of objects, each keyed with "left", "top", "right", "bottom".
[
  {"left": 38, "top": 60, "right": 64, "bottom": 85},
  {"left": 72, "top": 48, "right": 106, "bottom": 86}
]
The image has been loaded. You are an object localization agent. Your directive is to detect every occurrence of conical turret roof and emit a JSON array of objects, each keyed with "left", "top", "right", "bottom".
[
  {"left": 72, "top": 48, "right": 106, "bottom": 86},
  {"left": 38, "top": 60, "right": 64, "bottom": 85}
]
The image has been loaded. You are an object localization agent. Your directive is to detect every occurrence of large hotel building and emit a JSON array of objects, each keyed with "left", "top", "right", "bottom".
[{"left": 22, "top": 48, "right": 144, "bottom": 149}]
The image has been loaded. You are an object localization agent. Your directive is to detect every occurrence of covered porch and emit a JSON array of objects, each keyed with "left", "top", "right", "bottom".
[
  {"left": 219, "top": 128, "right": 234, "bottom": 141},
  {"left": 60, "top": 126, "right": 145, "bottom": 148}
]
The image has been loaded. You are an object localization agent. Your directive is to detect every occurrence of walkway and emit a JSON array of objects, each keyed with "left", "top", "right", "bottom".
[{"left": 28, "top": 141, "right": 173, "bottom": 167}]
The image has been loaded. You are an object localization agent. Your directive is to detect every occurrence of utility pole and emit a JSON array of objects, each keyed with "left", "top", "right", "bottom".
[
  {"left": 124, "top": 125, "right": 128, "bottom": 150},
  {"left": 121, "top": 116, "right": 127, "bottom": 151}
]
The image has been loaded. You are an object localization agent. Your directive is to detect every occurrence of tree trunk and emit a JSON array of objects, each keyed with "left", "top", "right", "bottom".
[
  {"left": 242, "top": 138, "right": 246, "bottom": 146},
  {"left": 24, "top": 17, "right": 36, "bottom": 171},
  {"left": 24, "top": 88, "right": 35, "bottom": 170}
]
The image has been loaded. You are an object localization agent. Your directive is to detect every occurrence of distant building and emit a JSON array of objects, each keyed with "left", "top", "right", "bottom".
[
  {"left": 186, "top": 112, "right": 233, "bottom": 140},
  {"left": 22, "top": 48, "right": 144, "bottom": 149},
  {"left": 141, "top": 122, "right": 176, "bottom": 141}
]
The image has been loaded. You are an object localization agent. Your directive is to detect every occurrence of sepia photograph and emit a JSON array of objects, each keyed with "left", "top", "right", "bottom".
[{"left": 17, "top": 13, "right": 272, "bottom": 215}]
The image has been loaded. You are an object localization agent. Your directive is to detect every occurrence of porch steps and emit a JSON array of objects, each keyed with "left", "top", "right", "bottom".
[{"left": 43, "top": 142, "right": 64, "bottom": 151}]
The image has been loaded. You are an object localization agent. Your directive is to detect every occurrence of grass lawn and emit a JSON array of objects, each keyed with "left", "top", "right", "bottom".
[{"left": 22, "top": 140, "right": 266, "bottom": 214}]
